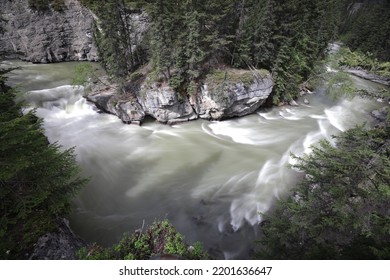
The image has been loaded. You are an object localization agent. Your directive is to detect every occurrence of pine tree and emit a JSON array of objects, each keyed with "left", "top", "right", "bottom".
[
  {"left": 342, "top": 0, "right": 390, "bottom": 61},
  {"left": 258, "top": 121, "right": 390, "bottom": 259},
  {"left": 0, "top": 75, "right": 87, "bottom": 259},
  {"left": 184, "top": 1, "right": 206, "bottom": 80}
]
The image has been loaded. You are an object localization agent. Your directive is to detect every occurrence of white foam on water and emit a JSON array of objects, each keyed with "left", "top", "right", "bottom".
[
  {"left": 309, "top": 114, "right": 327, "bottom": 120},
  {"left": 279, "top": 110, "right": 302, "bottom": 120},
  {"left": 326, "top": 65, "right": 338, "bottom": 73},
  {"left": 258, "top": 111, "right": 280, "bottom": 120},
  {"left": 201, "top": 122, "right": 228, "bottom": 142},
  {"left": 325, "top": 105, "right": 346, "bottom": 132},
  {"left": 230, "top": 196, "right": 271, "bottom": 230},
  {"left": 152, "top": 129, "right": 184, "bottom": 139},
  {"left": 208, "top": 121, "right": 256, "bottom": 145}
]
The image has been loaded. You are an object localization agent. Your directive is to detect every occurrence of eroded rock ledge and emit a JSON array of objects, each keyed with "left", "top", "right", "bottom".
[
  {"left": 343, "top": 67, "right": 390, "bottom": 86},
  {"left": 86, "top": 69, "right": 273, "bottom": 125}
]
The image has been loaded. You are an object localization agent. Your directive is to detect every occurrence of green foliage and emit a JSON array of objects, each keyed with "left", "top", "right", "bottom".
[
  {"left": 0, "top": 73, "right": 87, "bottom": 259},
  {"left": 233, "top": 0, "right": 343, "bottom": 103},
  {"left": 338, "top": 47, "right": 390, "bottom": 78},
  {"left": 339, "top": 47, "right": 377, "bottom": 70},
  {"left": 81, "top": 0, "right": 346, "bottom": 102},
  {"left": 128, "top": 72, "right": 144, "bottom": 82},
  {"left": 72, "top": 63, "right": 94, "bottom": 86},
  {"left": 51, "top": 0, "right": 66, "bottom": 12},
  {"left": 83, "top": 0, "right": 147, "bottom": 80},
  {"left": 77, "top": 219, "right": 209, "bottom": 260},
  {"left": 28, "top": 0, "right": 65, "bottom": 12},
  {"left": 257, "top": 120, "right": 390, "bottom": 259},
  {"left": 341, "top": 0, "right": 390, "bottom": 61},
  {"left": 28, "top": 0, "right": 50, "bottom": 11},
  {"left": 204, "top": 68, "right": 268, "bottom": 104}
]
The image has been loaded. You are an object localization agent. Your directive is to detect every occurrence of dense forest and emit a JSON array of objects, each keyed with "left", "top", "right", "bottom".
[
  {"left": 74, "top": 0, "right": 344, "bottom": 103},
  {"left": 1, "top": 0, "right": 389, "bottom": 259},
  {"left": 26, "top": 1, "right": 390, "bottom": 102},
  {"left": 258, "top": 118, "right": 390, "bottom": 259},
  {"left": 341, "top": 0, "right": 390, "bottom": 61}
]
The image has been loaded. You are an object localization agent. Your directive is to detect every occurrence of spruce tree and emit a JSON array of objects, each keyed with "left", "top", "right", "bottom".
[
  {"left": 0, "top": 74, "right": 87, "bottom": 259},
  {"left": 258, "top": 121, "right": 390, "bottom": 259}
]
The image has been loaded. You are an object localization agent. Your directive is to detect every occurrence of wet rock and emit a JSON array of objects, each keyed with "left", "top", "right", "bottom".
[
  {"left": 303, "top": 98, "right": 310, "bottom": 105},
  {"left": 137, "top": 82, "right": 198, "bottom": 124},
  {"left": 371, "top": 107, "right": 388, "bottom": 122},
  {"left": 86, "top": 69, "right": 273, "bottom": 125},
  {"left": 191, "top": 69, "right": 273, "bottom": 120},
  {"left": 29, "top": 219, "right": 85, "bottom": 260},
  {"left": 343, "top": 68, "right": 390, "bottom": 86},
  {"left": 0, "top": 0, "right": 98, "bottom": 62},
  {"left": 289, "top": 99, "right": 299, "bottom": 106},
  {"left": 117, "top": 101, "right": 145, "bottom": 124},
  {"left": 87, "top": 86, "right": 147, "bottom": 124}
]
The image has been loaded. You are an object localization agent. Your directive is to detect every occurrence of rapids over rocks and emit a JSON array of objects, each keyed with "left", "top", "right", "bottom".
[{"left": 2, "top": 60, "right": 385, "bottom": 259}]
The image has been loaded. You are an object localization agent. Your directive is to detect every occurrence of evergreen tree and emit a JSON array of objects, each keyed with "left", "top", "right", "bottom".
[
  {"left": 342, "top": 0, "right": 390, "bottom": 61},
  {"left": 0, "top": 74, "right": 87, "bottom": 259},
  {"left": 258, "top": 120, "right": 390, "bottom": 259},
  {"left": 184, "top": 1, "right": 206, "bottom": 80},
  {"left": 81, "top": 0, "right": 346, "bottom": 102},
  {"left": 83, "top": 0, "right": 146, "bottom": 80}
]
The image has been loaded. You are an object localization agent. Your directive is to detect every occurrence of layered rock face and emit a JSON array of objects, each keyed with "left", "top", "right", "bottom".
[
  {"left": 87, "top": 69, "right": 273, "bottom": 125},
  {"left": 0, "top": 0, "right": 97, "bottom": 62},
  {"left": 190, "top": 71, "right": 273, "bottom": 120}
]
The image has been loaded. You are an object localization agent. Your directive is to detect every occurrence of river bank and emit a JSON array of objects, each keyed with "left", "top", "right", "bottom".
[{"left": 343, "top": 67, "right": 390, "bottom": 86}]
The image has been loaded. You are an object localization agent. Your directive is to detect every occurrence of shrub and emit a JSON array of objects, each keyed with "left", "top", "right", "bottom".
[{"left": 77, "top": 219, "right": 210, "bottom": 260}]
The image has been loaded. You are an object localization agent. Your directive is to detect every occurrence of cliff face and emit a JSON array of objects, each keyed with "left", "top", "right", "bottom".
[{"left": 0, "top": 0, "right": 97, "bottom": 62}]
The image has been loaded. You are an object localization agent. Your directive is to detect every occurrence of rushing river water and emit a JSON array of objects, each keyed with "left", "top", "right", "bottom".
[{"left": 2, "top": 59, "right": 386, "bottom": 259}]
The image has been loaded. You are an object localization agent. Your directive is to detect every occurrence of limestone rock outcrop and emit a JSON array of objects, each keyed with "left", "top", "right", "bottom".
[{"left": 86, "top": 69, "right": 273, "bottom": 125}]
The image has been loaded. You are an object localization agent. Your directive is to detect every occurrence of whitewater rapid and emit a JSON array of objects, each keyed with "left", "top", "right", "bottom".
[{"left": 3, "top": 60, "right": 384, "bottom": 259}]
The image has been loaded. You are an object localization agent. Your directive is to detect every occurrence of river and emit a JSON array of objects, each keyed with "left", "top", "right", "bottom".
[{"left": 2, "top": 59, "right": 386, "bottom": 259}]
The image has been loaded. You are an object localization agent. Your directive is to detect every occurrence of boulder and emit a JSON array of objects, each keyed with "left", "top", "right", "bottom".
[
  {"left": 191, "top": 69, "right": 273, "bottom": 120},
  {"left": 343, "top": 68, "right": 390, "bottom": 86},
  {"left": 371, "top": 107, "right": 388, "bottom": 122},
  {"left": 137, "top": 81, "right": 198, "bottom": 124},
  {"left": 117, "top": 101, "right": 145, "bottom": 124},
  {"left": 29, "top": 219, "right": 85, "bottom": 260}
]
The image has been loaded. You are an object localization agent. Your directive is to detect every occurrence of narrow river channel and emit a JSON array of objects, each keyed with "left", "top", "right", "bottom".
[{"left": 2, "top": 59, "right": 385, "bottom": 259}]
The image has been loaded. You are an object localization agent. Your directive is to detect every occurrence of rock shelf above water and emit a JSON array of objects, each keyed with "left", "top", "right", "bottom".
[{"left": 86, "top": 69, "right": 273, "bottom": 125}]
